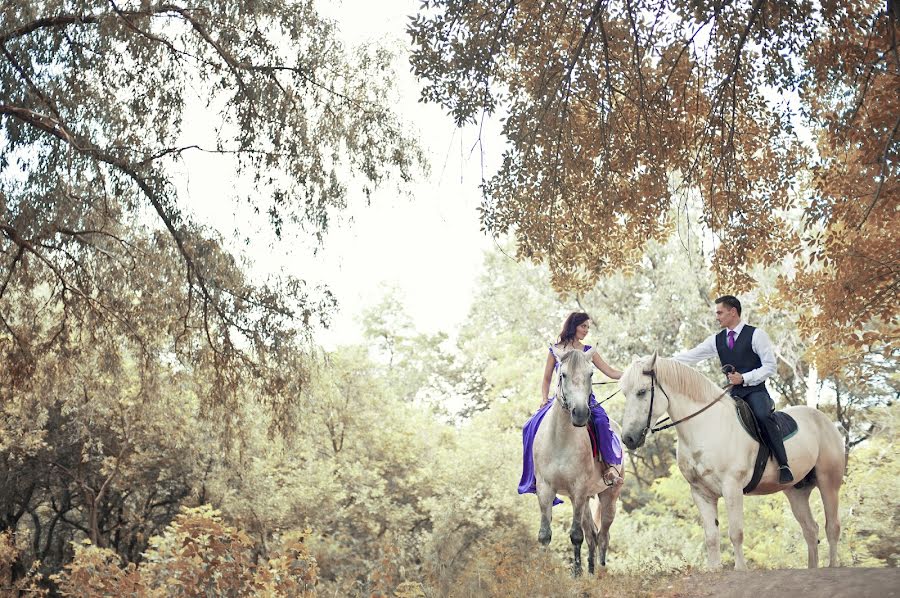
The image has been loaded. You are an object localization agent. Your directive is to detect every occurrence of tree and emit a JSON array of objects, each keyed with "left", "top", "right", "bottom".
[
  {"left": 1, "top": 0, "right": 423, "bottom": 416},
  {"left": 0, "top": 301, "right": 224, "bottom": 577},
  {"left": 359, "top": 287, "right": 469, "bottom": 419},
  {"left": 409, "top": 0, "right": 898, "bottom": 357}
]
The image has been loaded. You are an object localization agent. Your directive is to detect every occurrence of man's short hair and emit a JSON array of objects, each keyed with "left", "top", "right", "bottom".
[{"left": 715, "top": 295, "right": 742, "bottom": 315}]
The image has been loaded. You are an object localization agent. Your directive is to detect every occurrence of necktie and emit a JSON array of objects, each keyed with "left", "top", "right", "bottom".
[{"left": 727, "top": 330, "right": 736, "bottom": 349}]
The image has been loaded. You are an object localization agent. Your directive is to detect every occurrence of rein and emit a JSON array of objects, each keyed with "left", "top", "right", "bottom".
[
  {"left": 554, "top": 350, "right": 621, "bottom": 410},
  {"left": 595, "top": 388, "right": 620, "bottom": 405},
  {"left": 640, "top": 368, "right": 732, "bottom": 435},
  {"left": 557, "top": 372, "right": 621, "bottom": 411}
]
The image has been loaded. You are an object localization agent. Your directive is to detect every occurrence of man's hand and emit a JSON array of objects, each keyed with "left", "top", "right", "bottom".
[{"left": 727, "top": 371, "right": 744, "bottom": 385}]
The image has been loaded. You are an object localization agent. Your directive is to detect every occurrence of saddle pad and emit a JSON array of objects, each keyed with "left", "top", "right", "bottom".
[
  {"left": 735, "top": 401, "right": 799, "bottom": 442},
  {"left": 734, "top": 399, "right": 800, "bottom": 494},
  {"left": 586, "top": 423, "right": 600, "bottom": 461}
]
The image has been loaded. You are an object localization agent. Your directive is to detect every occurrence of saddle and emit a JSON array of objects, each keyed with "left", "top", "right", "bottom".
[{"left": 733, "top": 398, "right": 798, "bottom": 494}]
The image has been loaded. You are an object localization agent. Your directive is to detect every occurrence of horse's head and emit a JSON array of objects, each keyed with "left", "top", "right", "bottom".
[
  {"left": 552, "top": 346, "right": 595, "bottom": 427},
  {"left": 619, "top": 351, "right": 669, "bottom": 450}
]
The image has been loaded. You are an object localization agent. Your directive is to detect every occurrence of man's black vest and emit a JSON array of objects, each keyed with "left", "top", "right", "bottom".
[{"left": 716, "top": 325, "right": 766, "bottom": 398}]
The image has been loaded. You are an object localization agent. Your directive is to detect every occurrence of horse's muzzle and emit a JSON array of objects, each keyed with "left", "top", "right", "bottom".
[
  {"left": 571, "top": 407, "right": 590, "bottom": 428},
  {"left": 622, "top": 428, "right": 648, "bottom": 450}
]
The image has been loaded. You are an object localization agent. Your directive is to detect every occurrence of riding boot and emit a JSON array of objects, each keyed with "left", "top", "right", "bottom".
[
  {"left": 758, "top": 415, "right": 793, "bottom": 482},
  {"left": 744, "top": 391, "right": 793, "bottom": 483}
]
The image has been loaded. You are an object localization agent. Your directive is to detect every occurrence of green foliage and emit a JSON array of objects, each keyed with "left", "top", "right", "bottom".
[
  {"left": 2, "top": 2, "right": 895, "bottom": 596},
  {"left": 1, "top": 0, "right": 424, "bottom": 448},
  {"left": 1, "top": 251, "right": 896, "bottom": 596},
  {"left": 840, "top": 410, "right": 900, "bottom": 567}
]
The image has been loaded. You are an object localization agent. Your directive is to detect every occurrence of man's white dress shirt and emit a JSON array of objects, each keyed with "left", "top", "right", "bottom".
[{"left": 672, "top": 321, "right": 777, "bottom": 387}]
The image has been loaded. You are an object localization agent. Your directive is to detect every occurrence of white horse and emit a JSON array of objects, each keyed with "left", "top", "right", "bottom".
[
  {"left": 619, "top": 353, "right": 844, "bottom": 570},
  {"left": 533, "top": 347, "right": 624, "bottom": 576}
]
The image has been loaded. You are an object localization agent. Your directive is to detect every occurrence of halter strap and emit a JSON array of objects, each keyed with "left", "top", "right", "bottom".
[{"left": 550, "top": 344, "right": 593, "bottom": 412}]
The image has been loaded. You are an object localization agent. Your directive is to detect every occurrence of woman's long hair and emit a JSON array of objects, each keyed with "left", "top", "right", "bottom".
[{"left": 557, "top": 312, "right": 590, "bottom": 346}]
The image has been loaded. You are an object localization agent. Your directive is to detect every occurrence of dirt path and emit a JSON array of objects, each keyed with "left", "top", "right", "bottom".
[{"left": 662, "top": 567, "right": 898, "bottom": 598}]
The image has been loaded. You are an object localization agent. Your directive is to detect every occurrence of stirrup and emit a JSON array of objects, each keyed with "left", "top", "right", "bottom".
[{"left": 602, "top": 464, "right": 623, "bottom": 487}]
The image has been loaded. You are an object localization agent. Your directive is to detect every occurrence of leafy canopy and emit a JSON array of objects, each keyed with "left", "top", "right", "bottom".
[
  {"left": 1, "top": 1, "right": 423, "bottom": 411},
  {"left": 409, "top": 0, "right": 898, "bottom": 360}
]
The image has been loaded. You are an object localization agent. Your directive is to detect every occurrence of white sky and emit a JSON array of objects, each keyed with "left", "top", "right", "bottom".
[{"left": 181, "top": 0, "right": 501, "bottom": 347}]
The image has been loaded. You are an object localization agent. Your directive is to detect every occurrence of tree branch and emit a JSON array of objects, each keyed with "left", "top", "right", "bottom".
[{"left": 857, "top": 112, "right": 900, "bottom": 229}]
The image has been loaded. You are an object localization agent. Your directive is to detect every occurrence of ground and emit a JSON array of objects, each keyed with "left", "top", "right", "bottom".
[{"left": 660, "top": 567, "right": 899, "bottom": 598}]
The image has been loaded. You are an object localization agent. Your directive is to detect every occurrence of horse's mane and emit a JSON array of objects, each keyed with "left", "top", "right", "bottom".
[
  {"left": 626, "top": 357, "right": 733, "bottom": 405},
  {"left": 559, "top": 346, "right": 592, "bottom": 377}
]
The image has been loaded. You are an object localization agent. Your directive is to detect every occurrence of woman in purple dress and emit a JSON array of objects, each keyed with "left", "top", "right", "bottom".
[{"left": 518, "top": 312, "right": 624, "bottom": 499}]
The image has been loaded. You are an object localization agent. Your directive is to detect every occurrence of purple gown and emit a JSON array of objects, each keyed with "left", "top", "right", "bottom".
[{"left": 518, "top": 344, "right": 623, "bottom": 504}]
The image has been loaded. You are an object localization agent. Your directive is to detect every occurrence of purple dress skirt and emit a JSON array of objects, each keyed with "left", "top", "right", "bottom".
[{"left": 518, "top": 345, "right": 623, "bottom": 504}]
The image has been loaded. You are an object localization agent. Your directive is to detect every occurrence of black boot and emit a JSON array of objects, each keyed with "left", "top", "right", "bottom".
[{"left": 779, "top": 465, "right": 794, "bottom": 484}]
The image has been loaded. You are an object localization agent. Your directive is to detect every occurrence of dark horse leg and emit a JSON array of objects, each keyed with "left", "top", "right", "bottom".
[
  {"left": 581, "top": 497, "right": 598, "bottom": 575},
  {"left": 597, "top": 486, "right": 621, "bottom": 567},
  {"left": 536, "top": 478, "right": 554, "bottom": 546},
  {"left": 570, "top": 496, "right": 586, "bottom": 576}
]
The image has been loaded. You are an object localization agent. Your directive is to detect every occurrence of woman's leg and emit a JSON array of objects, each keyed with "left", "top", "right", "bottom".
[
  {"left": 518, "top": 401, "right": 552, "bottom": 495},
  {"left": 590, "top": 401, "right": 624, "bottom": 485},
  {"left": 589, "top": 402, "right": 622, "bottom": 465}
]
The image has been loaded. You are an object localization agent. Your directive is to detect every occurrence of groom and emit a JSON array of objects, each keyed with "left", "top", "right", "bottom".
[{"left": 673, "top": 295, "right": 794, "bottom": 484}]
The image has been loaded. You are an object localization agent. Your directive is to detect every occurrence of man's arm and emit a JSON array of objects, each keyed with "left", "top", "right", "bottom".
[
  {"left": 671, "top": 333, "right": 718, "bottom": 365},
  {"left": 742, "top": 328, "right": 777, "bottom": 386}
]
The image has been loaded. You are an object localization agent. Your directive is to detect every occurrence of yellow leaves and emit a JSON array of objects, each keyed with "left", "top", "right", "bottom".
[
  {"left": 48, "top": 505, "right": 320, "bottom": 597},
  {"left": 393, "top": 580, "right": 427, "bottom": 597},
  {"left": 412, "top": 0, "right": 895, "bottom": 370}
]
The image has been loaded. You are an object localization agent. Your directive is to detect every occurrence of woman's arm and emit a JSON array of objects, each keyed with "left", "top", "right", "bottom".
[
  {"left": 540, "top": 351, "right": 555, "bottom": 407},
  {"left": 592, "top": 352, "right": 622, "bottom": 380}
]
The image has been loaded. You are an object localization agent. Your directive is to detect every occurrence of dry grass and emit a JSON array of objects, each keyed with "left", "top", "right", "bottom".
[{"left": 443, "top": 533, "right": 692, "bottom": 597}]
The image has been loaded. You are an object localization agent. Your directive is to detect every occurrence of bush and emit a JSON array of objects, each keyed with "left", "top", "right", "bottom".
[{"left": 48, "top": 505, "right": 318, "bottom": 597}]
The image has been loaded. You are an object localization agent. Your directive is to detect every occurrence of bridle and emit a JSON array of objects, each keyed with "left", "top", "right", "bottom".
[
  {"left": 553, "top": 349, "right": 620, "bottom": 411},
  {"left": 555, "top": 372, "right": 572, "bottom": 411},
  {"left": 634, "top": 367, "right": 732, "bottom": 444},
  {"left": 554, "top": 355, "right": 593, "bottom": 413}
]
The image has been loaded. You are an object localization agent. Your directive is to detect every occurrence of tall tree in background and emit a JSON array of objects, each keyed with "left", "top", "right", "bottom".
[
  {"left": 409, "top": 0, "right": 898, "bottom": 369},
  {"left": 0, "top": 1, "right": 422, "bottom": 581},
  {"left": 1, "top": 0, "right": 422, "bottom": 415}
]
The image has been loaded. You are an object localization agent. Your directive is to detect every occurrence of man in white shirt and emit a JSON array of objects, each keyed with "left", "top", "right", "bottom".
[{"left": 673, "top": 295, "right": 793, "bottom": 484}]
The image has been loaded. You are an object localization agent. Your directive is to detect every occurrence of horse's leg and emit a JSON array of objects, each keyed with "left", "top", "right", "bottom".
[
  {"left": 721, "top": 482, "right": 747, "bottom": 570},
  {"left": 582, "top": 497, "right": 598, "bottom": 575},
  {"left": 690, "top": 487, "right": 722, "bottom": 569},
  {"left": 596, "top": 487, "right": 619, "bottom": 568},
  {"left": 818, "top": 475, "right": 842, "bottom": 567},
  {"left": 536, "top": 478, "right": 555, "bottom": 546},
  {"left": 784, "top": 485, "right": 819, "bottom": 568},
  {"left": 569, "top": 495, "right": 586, "bottom": 577}
]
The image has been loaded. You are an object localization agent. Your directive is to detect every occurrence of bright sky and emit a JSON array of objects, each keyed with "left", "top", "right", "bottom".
[{"left": 182, "top": 0, "right": 501, "bottom": 347}]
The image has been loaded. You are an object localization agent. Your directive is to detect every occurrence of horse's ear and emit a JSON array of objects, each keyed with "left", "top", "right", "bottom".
[
  {"left": 549, "top": 345, "right": 562, "bottom": 363},
  {"left": 647, "top": 349, "right": 658, "bottom": 370},
  {"left": 584, "top": 346, "right": 597, "bottom": 361}
]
